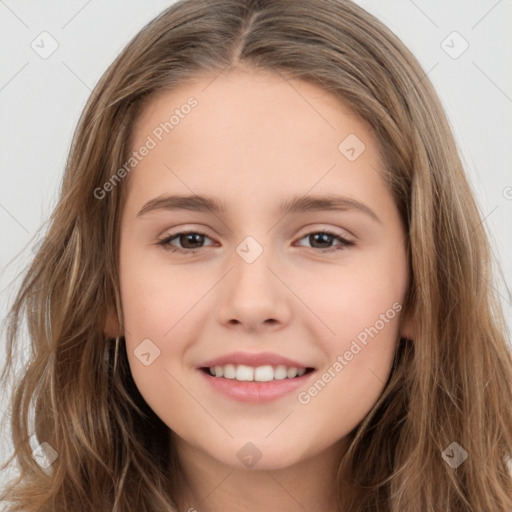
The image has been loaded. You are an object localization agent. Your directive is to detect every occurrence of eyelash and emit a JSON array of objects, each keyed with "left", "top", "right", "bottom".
[{"left": 156, "top": 229, "right": 354, "bottom": 255}]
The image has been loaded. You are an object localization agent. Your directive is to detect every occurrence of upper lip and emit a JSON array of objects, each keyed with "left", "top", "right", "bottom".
[{"left": 199, "top": 351, "right": 313, "bottom": 369}]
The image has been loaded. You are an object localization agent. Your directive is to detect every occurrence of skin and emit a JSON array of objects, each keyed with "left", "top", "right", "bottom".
[{"left": 105, "top": 65, "right": 414, "bottom": 512}]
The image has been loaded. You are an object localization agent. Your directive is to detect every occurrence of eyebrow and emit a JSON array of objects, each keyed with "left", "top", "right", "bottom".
[{"left": 136, "top": 193, "right": 381, "bottom": 224}]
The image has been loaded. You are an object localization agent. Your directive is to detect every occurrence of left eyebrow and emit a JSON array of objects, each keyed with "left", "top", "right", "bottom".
[
  {"left": 278, "top": 194, "right": 381, "bottom": 224},
  {"left": 136, "top": 193, "right": 382, "bottom": 225}
]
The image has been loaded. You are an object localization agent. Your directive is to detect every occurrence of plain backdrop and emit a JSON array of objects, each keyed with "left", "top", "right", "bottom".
[{"left": 1, "top": 0, "right": 511, "bottom": 492}]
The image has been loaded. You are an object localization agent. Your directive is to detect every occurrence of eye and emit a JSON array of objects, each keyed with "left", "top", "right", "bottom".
[
  {"left": 294, "top": 230, "right": 354, "bottom": 253},
  {"left": 157, "top": 229, "right": 354, "bottom": 255},
  {"left": 157, "top": 231, "right": 215, "bottom": 254}
]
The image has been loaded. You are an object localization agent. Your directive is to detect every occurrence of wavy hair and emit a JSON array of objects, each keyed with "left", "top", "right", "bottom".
[{"left": 1, "top": 0, "right": 511, "bottom": 510}]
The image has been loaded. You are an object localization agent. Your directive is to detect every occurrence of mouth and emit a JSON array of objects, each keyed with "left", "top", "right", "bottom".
[
  {"left": 199, "top": 364, "right": 316, "bottom": 403},
  {"left": 197, "top": 351, "right": 317, "bottom": 403},
  {"left": 200, "top": 364, "right": 316, "bottom": 382}
]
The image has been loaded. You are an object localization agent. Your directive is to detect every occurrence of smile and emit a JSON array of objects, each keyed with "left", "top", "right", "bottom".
[
  {"left": 203, "top": 364, "right": 313, "bottom": 381},
  {"left": 199, "top": 366, "right": 316, "bottom": 403}
]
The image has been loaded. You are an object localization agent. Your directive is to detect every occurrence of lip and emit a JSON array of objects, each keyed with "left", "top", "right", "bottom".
[
  {"left": 199, "top": 367, "right": 315, "bottom": 404},
  {"left": 198, "top": 351, "right": 312, "bottom": 369},
  {"left": 197, "top": 351, "right": 316, "bottom": 404}
]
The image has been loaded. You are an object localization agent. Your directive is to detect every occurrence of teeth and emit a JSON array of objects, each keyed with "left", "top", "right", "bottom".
[
  {"left": 236, "top": 365, "right": 254, "bottom": 381},
  {"left": 207, "top": 364, "right": 309, "bottom": 381},
  {"left": 287, "top": 367, "right": 298, "bottom": 378},
  {"left": 254, "top": 365, "right": 273, "bottom": 382},
  {"left": 274, "top": 365, "right": 288, "bottom": 380},
  {"left": 224, "top": 364, "right": 236, "bottom": 379}
]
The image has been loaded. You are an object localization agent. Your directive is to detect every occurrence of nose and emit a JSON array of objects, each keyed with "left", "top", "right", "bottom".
[{"left": 215, "top": 242, "right": 291, "bottom": 332}]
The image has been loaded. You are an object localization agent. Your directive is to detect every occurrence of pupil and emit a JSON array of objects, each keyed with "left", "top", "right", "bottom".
[
  {"left": 311, "top": 233, "right": 331, "bottom": 248},
  {"left": 182, "top": 233, "right": 203, "bottom": 248}
]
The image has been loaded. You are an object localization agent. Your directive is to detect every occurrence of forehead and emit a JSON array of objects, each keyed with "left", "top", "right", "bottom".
[
  {"left": 125, "top": 67, "right": 388, "bottom": 218},
  {"left": 130, "top": 65, "right": 375, "bottom": 160}
]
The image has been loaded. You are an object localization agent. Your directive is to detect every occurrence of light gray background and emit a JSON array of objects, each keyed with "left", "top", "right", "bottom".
[{"left": 1, "top": 0, "right": 511, "bottom": 491}]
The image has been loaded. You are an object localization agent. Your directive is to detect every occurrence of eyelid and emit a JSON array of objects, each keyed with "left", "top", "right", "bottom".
[
  {"left": 157, "top": 224, "right": 215, "bottom": 240},
  {"left": 295, "top": 224, "right": 354, "bottom": 241},
  {"left": 159, "top": 224, "right": 354, "bottom": 242}
]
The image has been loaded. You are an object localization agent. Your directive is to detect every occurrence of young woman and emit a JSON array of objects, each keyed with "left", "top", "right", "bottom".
[{"left": 2, "top": 0, "right": 511, "bottom": 510}]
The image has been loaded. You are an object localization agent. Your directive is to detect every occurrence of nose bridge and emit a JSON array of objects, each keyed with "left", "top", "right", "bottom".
[
  {"left": 215, "top": 232, "right": 291, "bottom": 328},
  {"left": 230, "top": 233, "right": 277, "bottom": 293},
  {"left": 235, "top": 234, "right": 267, "bottom": 267}
]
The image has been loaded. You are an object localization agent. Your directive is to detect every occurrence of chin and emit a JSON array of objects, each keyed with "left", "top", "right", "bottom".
[{"left": 207, "top": 437, "right": 313, "bottom": 471}]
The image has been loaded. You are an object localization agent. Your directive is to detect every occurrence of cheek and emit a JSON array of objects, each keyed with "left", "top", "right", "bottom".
[
  {"left": 119, "top": 244, "right": 215, "bottom": 339},
  {"left": 307, "top": 253, "right": 406, "bottom": 343},
  {"left": 296, "top": 302, "right": 401, "bottom": 439},
  {"left": 298, "top": 251, "right": 405, "bottom": 413},
  {"left": 119, "top": 249, "right": 217, "bottom": 415}
]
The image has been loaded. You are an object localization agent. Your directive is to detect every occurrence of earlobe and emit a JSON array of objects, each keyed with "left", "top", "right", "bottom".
[
  {"left": 104, "top": 303, "right": 121, "bottom": 339},
  {"left": 400, "top": 314, "right": 415, "bottom": 341}
]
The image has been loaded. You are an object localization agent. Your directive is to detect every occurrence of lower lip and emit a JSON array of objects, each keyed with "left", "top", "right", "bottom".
[{"left": 199, "top": 369, "right": 315, "bottom": 404}]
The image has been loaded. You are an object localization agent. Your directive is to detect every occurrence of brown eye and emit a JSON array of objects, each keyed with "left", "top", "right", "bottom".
[
  {"left": 157, "top": 231, "right": 214, "bottom": 253},
  {"left": 157, "top": 229, "right": 354, "bottom": 255},
  {"left": 295, "top": 230, "right": 354, "bottom": 252}
]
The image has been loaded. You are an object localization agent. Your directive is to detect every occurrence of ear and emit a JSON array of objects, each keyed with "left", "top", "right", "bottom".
[
  {"left": 399, "top": 280, "right": 415, "bottom": 341},
  {"left": 399, "top": 310, "right": 415, "bottom": 340},
  {"left": 104, "top": 302, "right": 122, "bottom": 339}
]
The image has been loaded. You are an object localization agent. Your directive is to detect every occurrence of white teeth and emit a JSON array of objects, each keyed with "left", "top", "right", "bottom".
[
  {"left": 224, "top": 364, "right": 236, "bottom": 379},
  {"left": 235, "top": 364, "right": 254, "bottom": 381},
  {"left": 287, "top": 367, "right": 298, "bottom": 378},
  {"left": 274, "top": 365, "right": 288, "bottom": 380},
  {"left": 254, "top": 365, "right": 273, "bottom": 382},
  {"left": 207, "top": 364, "right": 309, "bottom": 381}
]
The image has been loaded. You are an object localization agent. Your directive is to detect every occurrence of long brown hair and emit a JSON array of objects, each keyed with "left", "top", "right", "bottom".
[{"left": 1, "top": 0, "right": 511, "bottom": 510}]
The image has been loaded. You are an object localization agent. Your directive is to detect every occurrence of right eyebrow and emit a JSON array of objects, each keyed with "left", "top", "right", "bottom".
[{"left": 137, "top": 194, "right": 227, "bottom": 218}]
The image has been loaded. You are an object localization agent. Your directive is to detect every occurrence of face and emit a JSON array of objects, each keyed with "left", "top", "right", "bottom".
[{"left": 113, "top": 66, "right": 412, "bottom": 471}]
